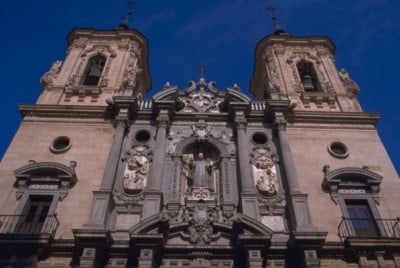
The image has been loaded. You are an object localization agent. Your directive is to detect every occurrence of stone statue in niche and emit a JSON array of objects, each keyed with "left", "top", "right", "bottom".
[
  {"left": 122, "top": 155, "right": 149, "bottom": 191},
  {"left": 253, "top": 156, "right": 278, "bottom": 195},
  {"left": 181, "top": 153, "right": 218, "bottom": 193}
]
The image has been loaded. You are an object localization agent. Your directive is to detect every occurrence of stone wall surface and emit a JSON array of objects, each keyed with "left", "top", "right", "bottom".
[
  {"left": 0, "top": 120, "right": 114, "bottom": 238},
  {"left": 287, "top": 125, "right": 400, "bottom": 241}
]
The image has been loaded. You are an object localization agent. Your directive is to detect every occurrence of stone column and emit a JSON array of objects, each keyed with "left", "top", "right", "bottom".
[
  {"left": 234, "top": 112, "right": 253, "bottom": 193},
  {"left": 273, "top": 111, "right": 318, "bottom": 232},
  {"left": 147, "top": 110, "right": 169, "bottom": 191},
  {"left": 84, "top": 97, "right": 134, "bottom": 229},
  {"left": 275, "top": 121, "right": 301, "bottom": 193},
  {"left": 100, "top": 120, "right": 127, "bottom": 191},
  {"left": 234, "top": 111, "right": 259, "bottom": 219},
  {"left": 85, "top": 118, "right": 127, "bottom": 229},
  {"left": 142, "top": 110, "right": 169, "bottom": 219}
]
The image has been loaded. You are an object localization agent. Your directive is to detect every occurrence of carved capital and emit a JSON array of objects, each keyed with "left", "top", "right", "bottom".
[
  {"left": 157, "top": 118, "right": 169, "bottom": 129},
  {"left": 235, "top": 121, "right": 247, "bottom": 130},
  {"left": 274, "top": 121, "right": 286, "bottom": 131},
  {"left": 273, "top": 111, "right": 287, "bottom": 131},
  {"left": 116, "top": 118, "right": 129, "bottom": 129},
  {"left": 234, "top": 111, "right": 247, "bottom": 130},
  {"left": 156, "top": 110, "right": 170, "bottom": 129}
]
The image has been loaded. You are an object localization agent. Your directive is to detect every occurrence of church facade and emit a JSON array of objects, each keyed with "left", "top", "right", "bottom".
[{"left": 0, "top": 20, "right": 399, "bottom": 268}]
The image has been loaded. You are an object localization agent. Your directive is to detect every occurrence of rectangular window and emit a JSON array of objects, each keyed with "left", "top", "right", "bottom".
[
  {"left": 345, "top": 200, "right": 378, "bottom": 238},
  {"left": 17, "top": 195, "right": 53, "bottom": 234}
]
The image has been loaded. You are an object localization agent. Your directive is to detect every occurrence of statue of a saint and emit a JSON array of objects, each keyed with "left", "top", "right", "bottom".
[
  {"left": 181, "top": 152, "right": 217, "bottom": 192},
  {"left": 193, "top": 153, "right": 212, "bottom": 188}
]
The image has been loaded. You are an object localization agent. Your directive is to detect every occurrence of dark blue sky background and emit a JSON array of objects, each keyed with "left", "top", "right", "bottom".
[{"left": 0, "top": 0, "right": 399, "bottom": 174}]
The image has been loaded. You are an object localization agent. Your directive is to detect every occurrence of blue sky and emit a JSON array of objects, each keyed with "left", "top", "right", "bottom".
[{"left": 0, "top": 0, "right": 399, "bottom": 174}]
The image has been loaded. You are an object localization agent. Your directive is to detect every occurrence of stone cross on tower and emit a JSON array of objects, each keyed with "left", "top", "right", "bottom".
[
  {"left": 266, "top": 5, "right": 286, "bottom": 35},
  {"left": 198, "top": 67, "right": 207, "bottom": 79},
  {"left": 117, "top": 0, "right": 139, "bottom": 29}
]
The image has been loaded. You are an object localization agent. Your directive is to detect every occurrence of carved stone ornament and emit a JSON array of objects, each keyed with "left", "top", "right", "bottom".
[
  {"left": 178, "top": 78, "right": 224, "bottom": 113},
  {"left": 339, "top": 68, "right": 360, "bottom": 98},
  {"left": 167, "top": 124, "right": 234, "bottom": 155},
  {"left": 40, "top": 60, "right": 62, "bottom": 88},
  {"left": 181, "top": 205, "right": 220, "bottom": 245},
  {"left": 253, "top": 156, "right": 279, "bottom": 195},
  {"left": 122, "top": 155, "right": 149, "bottom": 192}
]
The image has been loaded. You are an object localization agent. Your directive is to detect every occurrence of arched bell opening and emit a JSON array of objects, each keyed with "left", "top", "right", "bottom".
[
  {"left": 81, "top": 54, "right": 106, "bottom": 86},
  {"left": 296, "top": 60, "right": 322, "bottom": 92}
]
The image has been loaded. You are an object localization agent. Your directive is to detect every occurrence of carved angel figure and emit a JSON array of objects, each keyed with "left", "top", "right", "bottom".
[
  {"left": 338, "top": 68, "right": 360, "bottom": 98},
  {"left": 122, "top": 155, "right": 149, "bottom": 191},
  {"left": 253, "top": 156, "right": 279, "bottom": 195},
  {"left": 40, "top": 60, "right": 62, "bottom": 87}
]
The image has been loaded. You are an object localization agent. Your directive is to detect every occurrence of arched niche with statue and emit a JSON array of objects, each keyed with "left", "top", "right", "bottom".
[
  {"left": 181, "top": 142, "right": 220, "bottom": 202},
  {"left": 167, "top": 129, "right": 238, "bottom": 206}
]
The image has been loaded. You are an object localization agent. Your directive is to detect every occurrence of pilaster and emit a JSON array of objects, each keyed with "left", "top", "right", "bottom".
[
  {"left": 142, "top": 109, "right": 170, "bottom": 219},
  {"left": 233, "top": 111, "right": 260, "bottom": 219},
  {"left": 84, "top": 96, "right": 135, "bottom": 229}
]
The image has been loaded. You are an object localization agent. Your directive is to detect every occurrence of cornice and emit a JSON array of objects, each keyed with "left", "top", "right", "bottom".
[
  {"left": 289, "top": 111, "right": 380, "bottom": 125},
  {"left": 18, "top": 104, "right": 114, "bottom": 120}
]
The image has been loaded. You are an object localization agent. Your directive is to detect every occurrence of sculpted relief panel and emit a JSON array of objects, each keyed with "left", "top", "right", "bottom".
[
  {"left": 253, "top": 156, "right": 279, "bottom": 195},
  {"left": 122, "top": 155, "right": 149, "bottom": 192}
]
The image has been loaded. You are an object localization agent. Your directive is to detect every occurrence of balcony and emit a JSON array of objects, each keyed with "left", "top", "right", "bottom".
[
  {"left": 339, "top": 217, "right": 400, "bottom": 240},
  {"left": 0, "top": 214, "right": 59, "bottom": 238}
]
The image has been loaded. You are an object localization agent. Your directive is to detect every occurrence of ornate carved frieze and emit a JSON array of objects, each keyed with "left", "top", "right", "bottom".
[
  {"left": 167, "top": 125, "right": 235, "bottom": 155},
  {"left": 178, "top": 79, "right": 224, "bottom": 113},
  {"left": 181, "top": 205, "right": 220, "bottom": 245}
]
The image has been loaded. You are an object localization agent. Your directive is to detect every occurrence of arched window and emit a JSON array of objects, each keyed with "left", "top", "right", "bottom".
[
  {"left": 81, "top": 55, "right": 106, "bottom": 86},
  {"left": 297, "top": 61, "right": 321, "bottom": 92}
]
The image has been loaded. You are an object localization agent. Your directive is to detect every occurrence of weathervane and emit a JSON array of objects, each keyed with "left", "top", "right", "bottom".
[
  {"left": 118, "top": 0, "right": 139, "bottom": 29},
  {"left": 266, "top": 5, "right": 286, "bottom": 35}
]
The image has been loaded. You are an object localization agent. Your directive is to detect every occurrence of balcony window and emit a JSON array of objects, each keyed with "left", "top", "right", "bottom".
[{"left": 345, "top": 200, "right": 378, "bottom": 238}]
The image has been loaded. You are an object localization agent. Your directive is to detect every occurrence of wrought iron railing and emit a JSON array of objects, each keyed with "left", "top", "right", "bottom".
[
  {"left": 339, "top": 217, "right": 400, "bottom": 240},
  {"left": 0, "top": 215, "right": 59, "bottom": 236}
]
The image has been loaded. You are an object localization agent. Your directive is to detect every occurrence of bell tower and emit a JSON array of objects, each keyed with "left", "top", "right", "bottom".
[
  {"left": 37, "top": 27, "right": 151, "bottom": 105},
  {"left": 250, "top": 12, "right": 361, "bottom": 112}
]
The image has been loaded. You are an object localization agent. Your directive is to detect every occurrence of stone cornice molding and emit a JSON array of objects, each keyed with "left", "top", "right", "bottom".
[
  {"left": 14, "top": 160, "right": 77, "bottom": 201},
  {"left": 322, "top": 166, "right": 383, "bottom": 204},
  {"left": 19, "top": 104, "right": 113, "bottom": 120},
  {"left": 289, "top": 111, "right": 380, "bottom": 125}
]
